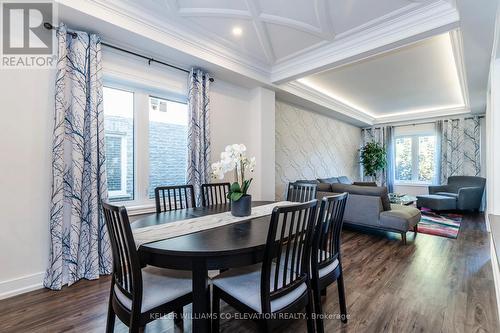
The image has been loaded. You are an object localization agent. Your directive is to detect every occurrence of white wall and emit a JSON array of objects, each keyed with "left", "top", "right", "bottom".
[
  {"left": 211, "top": 82, "right": 276, "bottom": 200},
  {"left": 0, "top": 69, "right": 55, "bottom": 298},
  {"left": 0, "top": 52, "right": 276, "bottom": 298},
  {"left": 487, "top": 59, "right": 500, "bottom": 216}
]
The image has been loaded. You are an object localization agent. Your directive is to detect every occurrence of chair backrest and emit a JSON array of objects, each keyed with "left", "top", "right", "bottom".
[
  {"left": 201, "top": 182, "right": 230, "bottom": 207},
  {"left": 154, "top": 185, "right": 196, "bottom": 213},
  {"left": 287, "top": 182, "right": 318, "bottom": 202},
  {"left": 260, "top": 200, "right": 318, "bottom": 313},
  {"left": 102, "top": 202, "right": 142, "bottom": 304},
  {"left": 447, "top": 176, "right": 486, "bottom": 193},
  {"left": 312, "top": 193, "right": 348, "bottom": 275}
]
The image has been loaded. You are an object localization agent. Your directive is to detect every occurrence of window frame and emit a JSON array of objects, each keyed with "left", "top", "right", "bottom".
[
  {"left": 103, "top": 81, "right": 188, "bottom": 211},
  {"left": 105, "top": 133, "right": 129, "bottom": 198},
  {"left": 394, "top": 134, "right": 437, "bottom": 186}
]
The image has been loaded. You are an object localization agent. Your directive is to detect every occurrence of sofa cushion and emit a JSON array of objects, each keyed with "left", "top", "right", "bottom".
[
  {"left": 317, "top": 177, "right": 339, "bottom": 184},
  {"left": 295, "top": 179, "right": 319, "bottom": 184},
  {"left": 379, "top": 204, "right": 421, "bottom": 232},
  {"left": 416, "top": 194, "right": 457, "bottom": 211},
  {"left": 316, "top": 183, "right": 332, "bottom": 192},
  {"left": 330, "top": 183, "right": 391, "bottom": 211},
  {"left": 435, "top": 192, "right": 459, "bottom": 198},
  {"left": 338, "top": 176, "right": 353, "bottom": 184},
  {"left": 353, "top": 181, "right": 377, "bottom": 187}
]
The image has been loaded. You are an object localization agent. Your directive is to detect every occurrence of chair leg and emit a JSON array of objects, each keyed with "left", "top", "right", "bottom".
[
  {"left": 106, "top": 287, "right": 115, "bottom": 333},
  {"left": 174, "top": 307, "right": 183, "bottom": 326},
  {"left": 313, "top": 281, "right": 324, "bottom": 333},
  {"left": 401, "top": 232, "right": 407, "bottom": 245},
  {"left": 306, "top": 290, "right": 316, "bottom": 333},
  {"left": 211, "top": 288, "right": 220, "bottom": 333},
  {"left": 337, "top": 273, "right": 348, "bottom": 324},
  {"left": 129, "top": 321, "right": 140, "bottom": 333},
  {"left": 106, "top": 302, "right": 115, "bottom": 333}
]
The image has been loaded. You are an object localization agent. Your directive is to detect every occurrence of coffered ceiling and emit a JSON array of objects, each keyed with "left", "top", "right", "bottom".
[{"left": 56, "top": 0, "right": 497, "bottom": 126}]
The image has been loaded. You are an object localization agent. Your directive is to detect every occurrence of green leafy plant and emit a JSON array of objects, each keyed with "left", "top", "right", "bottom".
[
  {"left": 228, "top": 178, "right": 253, "bottom": 202},
  {"left": 360, "top": 141, "right": 387, "bottom": 179}
]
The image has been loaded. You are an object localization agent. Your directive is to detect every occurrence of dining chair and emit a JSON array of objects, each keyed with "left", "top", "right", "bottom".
[
  {"left": 287, "top": 182, "right": 318, "bottom": 202},
  {"left": 211, "top": 200, "right": 318, "bottom": 333},
  {"left": 201, "top": 182, "right": 230, "bottom": 207},
  {"left": 102, "top": 202, "right": 193, "bottom": 333},
  {"left": 311, "top": 193, "right": 349, "bottom": 333},
  {"left": 154, "top": 185, "right": 196, "bottom": 213}
]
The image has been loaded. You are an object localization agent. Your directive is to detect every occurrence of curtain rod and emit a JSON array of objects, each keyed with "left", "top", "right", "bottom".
[
  {"left": 43, "top": 23, "right": 214, "bottom": 82},
  {"left": 364, "top": 115, "right": 485, "bottom": 130}
]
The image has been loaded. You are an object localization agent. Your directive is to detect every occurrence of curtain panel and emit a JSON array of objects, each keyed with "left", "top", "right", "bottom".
[
  {"left": 361, "top": 126, "right": 395, "bottom": 192},
  {"left": 44, "top": 25, "right": 112, "bottom": 290},
  {"left": 440, "top": 117, "right": 481, "bottom": 183},
  {"left": 186, "top": 69, "right": 212, "bottom": 205}
]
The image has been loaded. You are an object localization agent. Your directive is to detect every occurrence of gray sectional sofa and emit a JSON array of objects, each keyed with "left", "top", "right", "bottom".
[{"left": 298, "top": 177, "right": 421, "bottom": 244}]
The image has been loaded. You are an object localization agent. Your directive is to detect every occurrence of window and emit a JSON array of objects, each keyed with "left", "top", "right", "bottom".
[
  {"left": 103, "top": 87, "right": 134, "bottom": 201},
  {"left": 103, "top": 85, "right": 188, "bottom": 205},
  {"left": 148, "top": 97, "right": 188, "bottom": 198},
  {"left": 395, "top": 135, "right": 436, "bottom": 184}
]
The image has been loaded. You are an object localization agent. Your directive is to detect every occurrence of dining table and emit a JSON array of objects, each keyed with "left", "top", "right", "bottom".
[{"left": 132, "top": 200, "right": 276, "bottom": 333}]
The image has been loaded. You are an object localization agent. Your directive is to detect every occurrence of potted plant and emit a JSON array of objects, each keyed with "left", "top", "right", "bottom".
[
  {"left": 211, "top": 144, "right": 256, "bottom": 217},
  {"left": 359, "top": 141, "right": 387, "bottom": 183}
]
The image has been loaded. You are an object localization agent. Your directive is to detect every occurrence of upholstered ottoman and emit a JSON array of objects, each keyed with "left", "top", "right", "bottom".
[
  {"left": 416, "top": 194, "right": 457, "bottom": 211},
  {"left": 379, "top": 204, "right": 421, "bottom": 244}
]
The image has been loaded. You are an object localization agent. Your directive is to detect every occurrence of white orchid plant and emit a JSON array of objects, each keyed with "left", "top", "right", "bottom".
[{"left": 211, "top": 144, "right": 256, "bottom": 202}]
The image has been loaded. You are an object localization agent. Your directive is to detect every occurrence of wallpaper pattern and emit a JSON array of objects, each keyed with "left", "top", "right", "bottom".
[{"left": 275, "top": 101, "right": 362, "bottom": 200}]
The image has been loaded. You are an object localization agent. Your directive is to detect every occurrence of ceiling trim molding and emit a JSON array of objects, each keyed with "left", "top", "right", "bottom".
[
  {"left": 315, "top": 0, "right": 336, "bottom": 40},
  {"left": 332, "top": 2, "right": 420, "bottom": 41},
  {"left": 258, "top": 14, "right": 324, "bottom": 37},
  {"left": 450, "top": 29, "right": 471, "bottom": 110},
  {"left": 270, "top": 0, "right": 459, "bottom": 83},
  {"left": 282, "top": 81, "right": 376, "bottom": 125},
  {"left": 244, "top": 0, "right": 276, "bottom": 64},
  {"left": 287, "top": 78, "right": 471, "bottom": 124},
  {"left": 373, "top": 106, "right": 470, "bottom": 124},
  {"left": 177, "top": 8, "right": 253, "bottom": 19}
]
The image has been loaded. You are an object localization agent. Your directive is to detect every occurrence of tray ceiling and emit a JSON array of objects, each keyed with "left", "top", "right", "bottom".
[{"left": 297, "top": 32, "right": 467, "bottom": 119}]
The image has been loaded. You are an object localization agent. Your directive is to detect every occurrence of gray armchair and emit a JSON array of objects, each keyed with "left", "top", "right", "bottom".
[{"left": 428, "top": 176, "right": 486, "bottom": 211}]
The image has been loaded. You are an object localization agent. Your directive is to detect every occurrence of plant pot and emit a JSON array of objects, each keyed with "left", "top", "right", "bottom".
[{"left": 231, "top": 194, "right": 252, "bottom": 217}]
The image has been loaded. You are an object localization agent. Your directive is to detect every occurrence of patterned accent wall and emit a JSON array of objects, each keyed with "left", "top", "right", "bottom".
[{"left": 275, "top": 101, "right": 362, "bottom": 200}]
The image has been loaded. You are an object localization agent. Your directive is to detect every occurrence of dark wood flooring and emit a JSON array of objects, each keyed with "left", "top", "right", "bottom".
[{"left": 0, "top": 213, "right": 498, "bottom": 332}]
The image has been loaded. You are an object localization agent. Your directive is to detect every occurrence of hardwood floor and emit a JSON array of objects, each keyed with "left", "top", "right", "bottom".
[{"left": 0, "top": 213, "right": 498, "bottom": 332}]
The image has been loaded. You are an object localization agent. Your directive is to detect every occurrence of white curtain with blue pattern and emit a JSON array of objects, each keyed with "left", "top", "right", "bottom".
[
  {"left": 44, "top": 24, "right": 112, "bottom": 290},
  {"left": 360, "top": 126, "right": 395, "bottom": 192},
  {"left": 186, "top": 69, "right": 211, "bottom": 205},
  {"left": 440, "top": 117, "right": 481, "bottom": 183}
]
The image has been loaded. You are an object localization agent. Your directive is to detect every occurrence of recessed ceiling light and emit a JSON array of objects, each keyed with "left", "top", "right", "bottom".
[{"left": 232, "top": 26, "right": 243, "bottom": 37}]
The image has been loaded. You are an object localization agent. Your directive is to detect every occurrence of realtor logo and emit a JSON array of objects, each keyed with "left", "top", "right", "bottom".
[{"left": 1, "top": 1, "right": 56, "bottom": 68}]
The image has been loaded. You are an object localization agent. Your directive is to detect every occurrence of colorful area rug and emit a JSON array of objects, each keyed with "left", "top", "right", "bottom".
[{"left": 417, "top": 208, "right": 462, "bottom": 239}]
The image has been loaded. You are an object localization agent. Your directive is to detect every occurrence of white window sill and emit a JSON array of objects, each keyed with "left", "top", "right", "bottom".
[
  {"left": 126, "top": 204, "right": 156, "bottom": 216},
  {"left": 108, "top": 200, "right": 157, "bottom": 216}
]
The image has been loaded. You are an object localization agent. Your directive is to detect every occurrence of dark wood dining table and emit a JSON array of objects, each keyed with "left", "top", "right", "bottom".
[{"left": 133, "top": 201, "right": 275, "bottom": 333}]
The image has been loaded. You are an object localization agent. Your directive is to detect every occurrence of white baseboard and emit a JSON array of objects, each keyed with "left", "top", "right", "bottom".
[
  {"left": 0, "top": 272, "right": 44, "bottom": 300},
  {"left": 490, "top": 235, "right": 500, "bottom": 323}
]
